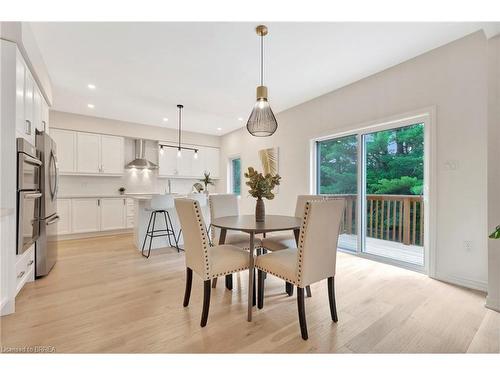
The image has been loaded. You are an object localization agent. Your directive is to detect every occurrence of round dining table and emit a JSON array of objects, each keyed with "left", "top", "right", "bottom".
[{"left": 211, "top": 214, "right": 302, "bottom": 322}]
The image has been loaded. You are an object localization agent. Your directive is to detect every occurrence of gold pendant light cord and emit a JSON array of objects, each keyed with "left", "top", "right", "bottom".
[{"left": 260, "top": 34, "right": 264, "bottom": 87}]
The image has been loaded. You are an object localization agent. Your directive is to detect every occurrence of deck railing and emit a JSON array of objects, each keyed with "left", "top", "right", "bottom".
[{"left": 328, "top": 194, "right": 423, "bottom": 246}]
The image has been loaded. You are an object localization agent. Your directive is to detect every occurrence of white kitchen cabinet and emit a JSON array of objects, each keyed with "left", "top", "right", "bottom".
[
  {"left": 204, "top": 147, "right": 220, "bottom": 178},
  {"left": 158, "top": 147, "right": 179, "bottom": 176},
  {"left": 100, "top": 198, "right": 126, "bottom": 231},
  {"left": 14, "top": 49, "right": 50, "bottom": 146},
  {"left": 41, "top": 99, "right": 49, "bottom": 133},
  {"left": 51, "top": 129, "right": 76, "bottom": 173},
  {"left": 23, "top": 71, "right": 35, "bottom": 144},
  {"left": 33, "top": 86, "right": 43, "bottom": 132},
  {"left": 191, "top": 148, "right": 205, "bottom": 177},
  {"left": 59, "top": 197, "right": 133, "bottom": 235},
  {"left": 57, "top": 199, "right": 72, "bottom": 235},
  {"left": 177, "top": 151, "right": 193, "bottom": 176},
  {"left": 100, "top": 135, "right": 124, "bottom": 174},
  {"left": 126, "top": 199, "right": 135, "bottom": 228},
  {"left": 76, "top": 133, "right": 101, "bottom": 173},
  {"left": 71, "top": 198, "right": 100, "bottom": 233},
  {"left": 15, "top": 53, "right": 26, "bottom": 140},
  {"left": 158, "top": 144, "right": 220, "bottom": 178},
  {"left": 15, "top": 244, "right": 34, "bottom": 297}
]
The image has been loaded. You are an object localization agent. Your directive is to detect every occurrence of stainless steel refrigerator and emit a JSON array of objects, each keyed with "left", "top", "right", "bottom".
[{"left": 36, "top": 130, "right": 59, "bottom": 277}]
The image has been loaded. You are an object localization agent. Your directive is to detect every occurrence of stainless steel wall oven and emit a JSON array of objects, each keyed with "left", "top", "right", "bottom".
[{"left": 16, "top": 138, "right": 42, "bottom": 254}]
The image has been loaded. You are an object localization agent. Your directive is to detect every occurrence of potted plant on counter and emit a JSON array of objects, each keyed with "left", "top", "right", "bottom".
[
  {"left": 200, "top": 171, "right": 215, "bottom": 195},
  {"left": 244, "top": 166, "right": 281, "bottom": 222}
]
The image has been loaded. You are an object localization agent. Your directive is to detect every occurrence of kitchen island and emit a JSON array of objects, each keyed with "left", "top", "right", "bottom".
[{"left": 130, "top": 194, "right": 209, "bottom": 253}]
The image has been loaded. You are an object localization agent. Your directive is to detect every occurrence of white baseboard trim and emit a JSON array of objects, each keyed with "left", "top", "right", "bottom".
[
  {"left": 486, "top": 296, "right": 500, "bottom": 312},
  {"left": 0, "top": 298, "right": 15, "bottom": 316},
  {"left": 58, "top": 229, "right": 132, "bottom": 241},
  {"left": 433, "top": 272, "right": 488, "bottom": 292}
]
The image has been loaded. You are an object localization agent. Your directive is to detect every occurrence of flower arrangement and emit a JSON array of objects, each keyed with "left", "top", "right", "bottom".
[{"left": 244, "top": 166, "right": 281, "bottom": 221}]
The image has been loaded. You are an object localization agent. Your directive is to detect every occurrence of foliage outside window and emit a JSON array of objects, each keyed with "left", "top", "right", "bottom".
[
  {"left": 317, "top": 123, "right": 424, "bottom": 195},
  {"left": 231, "top": 158, "right": 241, "bottom": 195}
]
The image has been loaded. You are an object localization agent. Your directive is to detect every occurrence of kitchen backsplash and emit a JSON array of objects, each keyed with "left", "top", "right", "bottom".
[{"left": 58, "top": 173, "right": 212, "bottom": 196}]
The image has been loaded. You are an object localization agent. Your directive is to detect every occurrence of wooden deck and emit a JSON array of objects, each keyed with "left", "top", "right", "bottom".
[{"left": 339, "top": 234, "right": 424, "bottom": 266}]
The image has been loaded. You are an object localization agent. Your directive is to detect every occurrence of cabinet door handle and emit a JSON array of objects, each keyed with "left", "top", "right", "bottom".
[
  {"left": 42, "top": 121, "right": 46, "bottom": 132},
  {"left": 97, "top": 199, "right": 100, "bottom": 206},
  {"left": 17, "top": 271, "right": 25, "bottom": 279},
  {"left": 25, "top": 120, "right": 32, "bottom": 135},
  {"left": 27, "top": 260, "right": 34, "bottom": 266}
]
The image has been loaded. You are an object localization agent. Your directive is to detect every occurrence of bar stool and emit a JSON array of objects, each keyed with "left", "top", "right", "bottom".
[{"left": 141, "top": 194, "right": 180, "bottom": 258}]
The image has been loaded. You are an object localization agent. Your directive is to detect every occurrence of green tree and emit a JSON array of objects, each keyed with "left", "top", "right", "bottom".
[{"left": 318, "top": 123, "right": 424, "bottom": 196}]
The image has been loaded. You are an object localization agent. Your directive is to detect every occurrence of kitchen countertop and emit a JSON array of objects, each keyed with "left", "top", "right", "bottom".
[{"left": 57, "top": 193, "right": 177, "bottom": 199}]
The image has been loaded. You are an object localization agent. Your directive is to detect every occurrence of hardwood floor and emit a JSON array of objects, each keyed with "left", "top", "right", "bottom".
[{"left": 1, "top": 234, "right": 499, "bottom": 353}]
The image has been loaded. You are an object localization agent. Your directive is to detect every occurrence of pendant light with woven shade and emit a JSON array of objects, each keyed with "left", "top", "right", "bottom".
[{"left": 246, "top": 25, "right": 278, "bottom": 137}]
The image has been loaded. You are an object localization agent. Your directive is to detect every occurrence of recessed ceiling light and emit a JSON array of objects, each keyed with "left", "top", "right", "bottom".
[
  {"left": 163, "top": 118, "right": 168, "bottom": 122},
  {"left": 87, "top": 104, "right": 95, "bottom": 109},
  {"left": 217, "top": 127, "right": 222, "bottom": 131},
  {"left": 238, "top": 117, "right": 244, "bottom": 121},
  {"left": 87, "top": 84, "right": 96, "bottom": 89}
]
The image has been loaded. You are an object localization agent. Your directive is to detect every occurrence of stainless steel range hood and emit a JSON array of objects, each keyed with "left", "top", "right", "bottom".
[{"left": 126, "top": 139, "right": 158, "bottom": 169}]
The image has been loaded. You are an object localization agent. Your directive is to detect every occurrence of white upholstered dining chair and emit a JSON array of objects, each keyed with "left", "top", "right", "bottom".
[
  {"left": 261, "top": 195, "right": 326, "bottom": 297},
  {"left": 261, "top": 194, "right": 328, "bottom": 251},
  {"left": 209, "top": 194, "right": 262, "bottom": 290},
  {"left": 255, "top": 199, "right": 345, "bottom": 340},
  {"left": 175, "top": 198, "right": 250, "bottom": 327}
]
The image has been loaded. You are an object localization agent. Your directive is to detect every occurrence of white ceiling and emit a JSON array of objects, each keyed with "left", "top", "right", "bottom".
[{"left": 30, "top": 22, "right": 500, "bottom": 135}]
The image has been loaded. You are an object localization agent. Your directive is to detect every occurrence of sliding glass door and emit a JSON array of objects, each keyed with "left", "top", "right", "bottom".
[
  {"left": 316, "top": 134, "right": 358, "bottom": 252},
  {"left": 316, "top": 119, "right": 426, "bottom": 270},
  {"left": 362, "top": 123, "right": 424, "bottom": 266}
]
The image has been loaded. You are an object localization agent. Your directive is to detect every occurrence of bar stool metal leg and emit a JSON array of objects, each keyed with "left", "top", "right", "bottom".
[
  {"left": 166, "top": 211, "right": 180, "bottom": 252},
  {"left": 141, "top": 211, "right": 154, "bottom": 258},
  {"left": 146, "top": 211, "right": 157, "bottom": 258}
]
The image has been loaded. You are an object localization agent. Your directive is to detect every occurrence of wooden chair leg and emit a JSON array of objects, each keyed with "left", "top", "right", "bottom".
[
  {"left": 306, "top": 285, "right": 312, "bottom": 298},
  {"left": 297, "top": 287, "right": 308, "bottom": 340},
  {"left": 327, "top": 276, "right": 338, "bottom": 322},
  {"left": 183, "top": 268, "right": 193, "bottom": 307},
  {"left": 262, "top": 249, "right": 267, "bottom": 279},
  {"left": 225, "top": 274, "right": 233, "bottom": 290},
  {"left": 212, "top": 278, "right": 217, "bottom": 288},
  {"left": 286, "top": 282, "right": 294, "bottom": 296},
  {"left": 201, "top": 280, "right": 211, "bottom": 327},
  {"left": 257, "top": 269, "right": 265, "bottom": 309}
]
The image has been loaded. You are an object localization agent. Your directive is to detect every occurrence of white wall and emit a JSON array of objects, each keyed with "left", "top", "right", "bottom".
[
  {"left": 487, "top": 35, "right": 500, "bottom": 310},
  {"left": 220, "top": 31, "right": 489, "bottom": 291},
  {"left": 50, "top": 111, "right": 221, "bottom": 196}
]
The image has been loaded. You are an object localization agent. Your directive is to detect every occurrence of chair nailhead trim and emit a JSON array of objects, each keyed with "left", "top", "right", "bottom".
[
  {"left": 254, "top": 265, "right": 296, "bottom": 284},
  {"left": 211, "top": 265, "right": 249, "bottom": 278}
]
